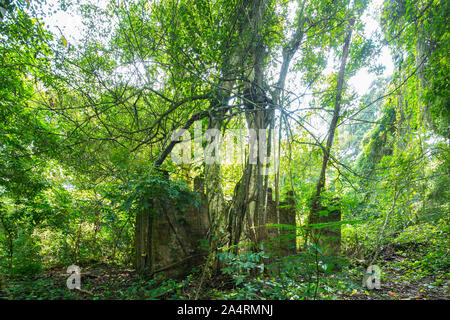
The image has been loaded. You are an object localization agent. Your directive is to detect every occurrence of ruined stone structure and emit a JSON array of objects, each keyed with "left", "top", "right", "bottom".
[
  {"left": 308, "top": 199, "right": 341, "bottom": 257},
  {"left": 262, "top": 189, "right": 297, "bottom": 260},
  {"left": 137, "top": 178, "right": 298, "bottom": 279},
  {"left": 150, "top": 177, "right": 210, "bottom": 280}
]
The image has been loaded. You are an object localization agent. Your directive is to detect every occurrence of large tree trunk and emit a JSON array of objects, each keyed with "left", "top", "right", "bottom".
[
  {"left": 229, "top": 88, "right": 269, "bottom": 250},
  {"left": 227, "top": 0, "right": 270, "bottom": 252},
  {"left": 203, "top": 91, "right": 231, "bottom": 275},
  {"left": 228, "top": 0, "right": 308, "bottom": 253},
  {"left": 308, "top": 18, "right": 355, "bottom": 256}
]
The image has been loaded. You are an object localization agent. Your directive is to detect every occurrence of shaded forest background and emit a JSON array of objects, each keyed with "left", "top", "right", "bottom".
[{"left": 0, "top": 0, "right": 448, "bottom": 300}]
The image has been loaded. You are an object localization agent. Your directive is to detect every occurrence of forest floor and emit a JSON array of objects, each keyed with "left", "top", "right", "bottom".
[
  {"left": 339, "top": 262, "right": 448, "bottom": 300},
  {"left": 4, "top": 251, "right": 448, "bottom": 300}
]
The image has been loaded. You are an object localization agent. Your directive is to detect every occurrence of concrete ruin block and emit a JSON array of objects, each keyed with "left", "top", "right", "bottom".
[
  {"left": 137, "top": 177, "right": 209, "bottom": 280},
  {"left": 263, "top": 189, "right": 297, "bottom": 258},
  {"left": 309, "top": 200, "right": 341, "bottom": 257}
]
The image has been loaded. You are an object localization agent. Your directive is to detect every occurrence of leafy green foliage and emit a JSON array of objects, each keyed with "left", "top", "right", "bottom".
[{"left": 0, "top": 0, "right": 448, "bottom": 301}]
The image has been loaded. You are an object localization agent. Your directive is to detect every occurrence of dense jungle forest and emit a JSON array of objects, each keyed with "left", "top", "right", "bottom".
[{"left": 0, "top": 0, "right": 448, "bottom": 301}]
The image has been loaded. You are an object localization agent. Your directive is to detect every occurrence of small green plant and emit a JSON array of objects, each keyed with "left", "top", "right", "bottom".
[{"left": 217, "top": 250, "right": 267, "bottom": 286}]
